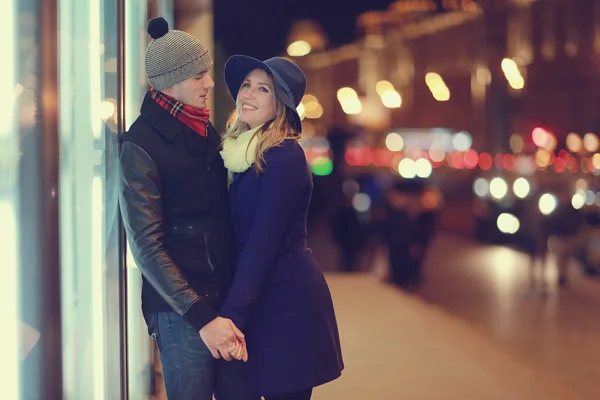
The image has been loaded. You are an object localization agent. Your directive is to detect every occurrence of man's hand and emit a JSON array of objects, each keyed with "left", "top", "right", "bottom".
[{"left": 199, "top": 317, "right": 248, "bottom": 361}]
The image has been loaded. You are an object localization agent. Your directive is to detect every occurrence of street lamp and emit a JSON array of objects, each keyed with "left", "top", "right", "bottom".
[{"left": 287, "top": 40, "right": 312, "bottom": 57}]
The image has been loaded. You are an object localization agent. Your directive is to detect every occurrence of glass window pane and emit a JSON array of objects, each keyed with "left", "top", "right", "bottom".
[
  {"left": 0, "top": 0, "right": 33, "bottom": 398},
  {"left": 58, "top": 0, "right": 122, "bottom": 397},
  {"left": 124, "top": 2, "right": 154, "bottom": 399},
  {"left": 5, "top": 0, "right": 46, "bottom": 398}
]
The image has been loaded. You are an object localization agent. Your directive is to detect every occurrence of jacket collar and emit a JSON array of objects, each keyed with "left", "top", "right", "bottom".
[
  {"left": 140, "top": 91, "right": 185, "bottom": 140},
  {"left": 140, "top": 91, "right": 221, "bottom": 164},
  {"left": 205, "top": 123, "right": 220, "bottom": 164}
]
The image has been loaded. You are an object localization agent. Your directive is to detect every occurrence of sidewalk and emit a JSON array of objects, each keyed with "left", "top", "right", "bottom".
[{"left": 314, "top": 273, "right": 575, "bottom": 400}]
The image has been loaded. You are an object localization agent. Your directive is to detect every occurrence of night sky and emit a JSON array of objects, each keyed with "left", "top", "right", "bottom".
[{"left": 214, "top": 0, "right": 396, "bottom": 60}]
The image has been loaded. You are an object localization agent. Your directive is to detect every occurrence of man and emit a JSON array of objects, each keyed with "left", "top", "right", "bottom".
[{"left": 119, "top": 17, "right": 249, "bottom": 399}]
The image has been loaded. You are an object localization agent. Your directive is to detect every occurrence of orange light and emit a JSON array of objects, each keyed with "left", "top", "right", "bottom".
[
  {"left": 584, "top": 133, "right": 600, "bottom": 153},
  {"left": 509, "top": 134, "right": 524, "bottom": 153},
  {"left": 535, "top": 148, "right": 552, "bottom": 168},
  {"left": 566, "top": 132, "right": 583, "bottom": 153},
  {"left": 532, "top": 127, "right": 549, "bottom": 147},
  {"left": 543, "top": 134, "right": 557, "bottom": 151}
]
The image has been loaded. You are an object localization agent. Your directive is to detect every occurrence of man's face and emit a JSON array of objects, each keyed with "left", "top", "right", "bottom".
[{"left": 164, "top": 70, "right": 214, "bottom": 109}]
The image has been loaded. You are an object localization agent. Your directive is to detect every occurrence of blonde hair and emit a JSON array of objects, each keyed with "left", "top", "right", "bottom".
[{"left": 223, "top": 92, "right": 300, "bottom": 173}]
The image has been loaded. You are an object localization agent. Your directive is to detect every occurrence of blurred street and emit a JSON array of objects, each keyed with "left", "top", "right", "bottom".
[
  {"left": 314, "top": 233, "right": 600, "bottom": 399},
  {"left": 418, "top": 234, "right": 600, "bottom": 399}
]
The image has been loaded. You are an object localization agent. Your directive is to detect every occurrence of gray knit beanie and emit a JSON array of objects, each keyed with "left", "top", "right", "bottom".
[{"left": 144, "top": 17, "right": 213, "bottom": 91}]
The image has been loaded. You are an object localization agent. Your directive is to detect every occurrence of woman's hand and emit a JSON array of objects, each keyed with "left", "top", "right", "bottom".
[{"left": 227, "top": 340, "right": 248, "bottom": 362}]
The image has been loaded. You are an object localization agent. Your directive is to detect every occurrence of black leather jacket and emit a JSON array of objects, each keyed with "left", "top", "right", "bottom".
[{"left": 119, "top": 93, "right": 236, "bottom": 332}]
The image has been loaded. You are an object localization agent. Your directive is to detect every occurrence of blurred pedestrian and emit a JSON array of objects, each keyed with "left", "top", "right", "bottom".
[
  {"left": 548, "top": 190, "right": 583, "bottom": 287},
  {"left": 520, "top": 193, "right": 550, "bottom": 289},
  {"left": 331, "top": 194, "right": 365, "bottom": 272},
  {"left": 383, "top": 181, "right": 431, "bottom": 288}
]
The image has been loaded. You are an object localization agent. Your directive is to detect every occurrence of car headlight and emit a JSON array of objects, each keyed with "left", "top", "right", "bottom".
[
  {"left": 490, "top": 177, "right": 508, "bottom": 200},
  {"left": 513, "top": 177, "right": 530, "bottom": 199},
  {"left": 497, "top": 213, "right": 520, "bottom": 234},
  {"left": 572, "top": 191, "right": 585, "bottom": 210},
  {"left": 473, "top": 177, "right": 489, "bottom": 197},
  {"left": 539, "top": 193, "right": 558, "bottom": 215}
]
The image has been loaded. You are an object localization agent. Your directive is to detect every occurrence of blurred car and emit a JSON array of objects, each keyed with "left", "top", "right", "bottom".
[
  {"left": 575, "top": 212, "right": 600, "bottom": 276},
  {"left": 471, "top": 172, "right": 584, "bottom": 247},
  {"left": 572, "top": 178, "right": 600, "bottom": 276},
  {"left": 472, "top": 173, "right": 534, "bottom": 244}
]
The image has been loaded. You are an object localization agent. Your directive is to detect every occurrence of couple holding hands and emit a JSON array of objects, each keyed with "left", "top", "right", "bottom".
[{"left": 119, "top": 17, "right": 344, "bottom": 400}]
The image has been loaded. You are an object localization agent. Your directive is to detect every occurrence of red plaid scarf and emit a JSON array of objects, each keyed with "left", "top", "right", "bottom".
[{"left": 150, "top": 89, "right": 210, "bottom": 137}]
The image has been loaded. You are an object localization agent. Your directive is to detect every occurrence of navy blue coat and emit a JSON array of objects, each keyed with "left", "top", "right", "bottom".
[{"left": 220, "top": 139, "right": 344, "bottom": 397}]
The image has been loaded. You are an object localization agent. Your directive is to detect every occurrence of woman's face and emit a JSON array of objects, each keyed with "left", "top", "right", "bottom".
[{"left": 237, "top": 69, "right": 276, "bottom": 129}]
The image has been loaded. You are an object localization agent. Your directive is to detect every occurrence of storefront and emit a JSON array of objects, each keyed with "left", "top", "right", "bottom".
[{"left": 0, "top": 0, "right": 208, "bottom": 398}]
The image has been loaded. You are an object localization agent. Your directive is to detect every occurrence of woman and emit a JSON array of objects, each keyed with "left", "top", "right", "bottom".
[{"left": 219, "top": 55, "right": 344, "bottom": 400}]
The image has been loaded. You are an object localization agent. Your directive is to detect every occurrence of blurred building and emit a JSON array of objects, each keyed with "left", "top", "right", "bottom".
[{"left": 292, "top": 0, "right": 600, "bottom": 154}]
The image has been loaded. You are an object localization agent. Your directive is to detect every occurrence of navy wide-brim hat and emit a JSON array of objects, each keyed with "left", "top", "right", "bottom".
[{"left": 224, "top": 55, "right": 306, "bottom": 132}]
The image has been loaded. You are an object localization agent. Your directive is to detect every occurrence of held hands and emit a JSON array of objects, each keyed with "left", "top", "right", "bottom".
[
  {"left": 199, "top": 317, "right": 248, "bottom": 362},
  {"left": 226, "top": 339, "right": 247, "bottom": 361}
]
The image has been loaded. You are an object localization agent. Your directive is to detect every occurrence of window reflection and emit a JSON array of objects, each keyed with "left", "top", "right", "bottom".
[
  {"left": 1, "top": 0, "right": 171, "bottom": 397},
  {"left": 58, "top": 0, "right": 123, "bottom": 397},
  {"left": 2, "top": 1, "right": 47, "bottom": 399}
]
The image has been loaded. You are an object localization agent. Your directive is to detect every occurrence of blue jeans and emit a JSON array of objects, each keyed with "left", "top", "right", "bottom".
[{"left": 147, "top": 311, "right": 251, "bottom": 400}]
